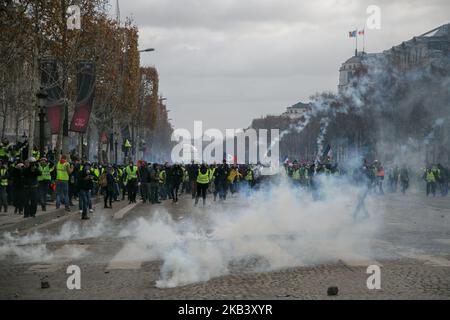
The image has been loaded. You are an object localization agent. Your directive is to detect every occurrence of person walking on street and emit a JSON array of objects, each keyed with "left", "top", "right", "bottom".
[
  {"left": 148, "top": 163, "right": 160, "bottom": 204},
  {"left": 0, "top": 160, "right": 9, "bottom": 213},
  {"left": 37, "top": 158, "right": 52, "bottom": 211},
  {"left": 188, "top": 161, "right": 198, "bottom": 199},
  {"left": 170, "top": 164, "right": 183, "bottom": 203},
  {"left": 11, "top": 162, "right": 25, "bottom": 215},
  {"left": 22, "top": 158, "right": 42, "bottom": 218},
  {"left": 376, "top": 163, "right": 385, "bottom": 195},
  {"left": 195, "top": 164, "right": 210, "bottom": 206},
  {"left": 101, "top": 166, "right": 115, "bottom": 209},
  {"left": 56, "top": 154, "right": 73, "bottom": 212},
  {"left": 125, "top": 161, "right": 138, "bottom": 204},
  {"left": 138, "top": 162, "right": 150, "bottom": 203},
  {"left": 78, "top": 163, "right": 93, "bottom": 220},
  {"left": 399, "top": 165, "right": 409, "bottom": 195},
  {"left": 425, "top": 167, "right": 436, "bottom": 197}
]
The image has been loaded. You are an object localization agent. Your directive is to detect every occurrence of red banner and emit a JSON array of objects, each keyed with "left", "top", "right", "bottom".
[
  {"left": 40, "top": 58, "right": 64, "bottom": 134},
  {"left": 70, "top": 61, "right": 95, "bottom": 133},
  {"left": 47, "top": 104, "right": 63, "bottom": 134}
]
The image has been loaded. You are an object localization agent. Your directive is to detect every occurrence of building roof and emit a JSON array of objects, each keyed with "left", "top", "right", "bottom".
[
  {"left": 288, "top": 101, "right": 310, "bottom": 110},
  {"left": 343, "top": 55, "right": 363, "bottom": 64}
]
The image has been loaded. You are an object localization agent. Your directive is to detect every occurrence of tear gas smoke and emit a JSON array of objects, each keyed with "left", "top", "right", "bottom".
[
  {"left": 1, "top": 174, "right": 383, "bottom": 288},
  {"left": 0, "top": 215, "right": 113, "bottom": 263},
  {"left": 116, "top": 175, "right": 381, "bottom": 288}
]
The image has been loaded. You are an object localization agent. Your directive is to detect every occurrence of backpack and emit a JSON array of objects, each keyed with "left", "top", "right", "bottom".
[{"left": 99, "top": 173, "right": 108, "bottom": 188}]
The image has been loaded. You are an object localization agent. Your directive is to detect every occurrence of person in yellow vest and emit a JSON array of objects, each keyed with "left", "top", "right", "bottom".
[
  {"left": 116, "top": 166, "right": 125, "bottom": 200},
  {"left": 181, "top": 165, "right": 190, "bottom": 194},
  {"left": 90, "top": 163, "right": 100, "bottom": 195},
  {"left": 0, "top": 139, "right": 11, "bottom": 161},
  {"left": 424, "top": 167, "right": 436, "bottom": 197},
  {"left": 0, "top": 160, "right": 9, "bottom": 213},
  {"left": 125, "top": 161, "right": 138, "bottom": 203},
  {"left": 208, "top": 163, "right": 216, "bottom": 194},
  {"left": 195, "top": 164, "right": 210, "bottom": 206},
  {"left": 291, "top": 162, "right": 301, "bottom": 187},
  {"left": 245, "top": 166, "right": 255, "bottom": 188},
  {"left": 37, "top": 157, "right": 52, "bottom": 211},
  {"left": 159, "top": 164, "right": 167, "bottom": 200},
  {"left": 32, "top": 147, "right": 40, "bottom": 161},
  {"left": 56, "top": 154, "right": 73, "bottom": 212}
]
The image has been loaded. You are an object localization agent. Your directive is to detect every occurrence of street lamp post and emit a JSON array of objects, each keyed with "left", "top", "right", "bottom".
[
  {"left": 115, "top": 137, "right": 118, "bottom": 164},
  {"left": 36, "top": 88, "right": 48, "bottom": 157}
]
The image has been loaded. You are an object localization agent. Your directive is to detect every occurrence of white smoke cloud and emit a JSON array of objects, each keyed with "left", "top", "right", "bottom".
[
  {"left": 0, "top": 215, "right": 113, "bottom": 263},
  {"left": 115, "top": 175, "right": 381, "bottom": 288}
]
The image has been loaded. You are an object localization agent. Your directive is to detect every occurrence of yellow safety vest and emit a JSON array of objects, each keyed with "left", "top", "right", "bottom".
[
  {"left": 228, "top": 170, "right": 237, "bottom": 183},
  {"left": 126, "top": 166, "right": 138, "bottom": 180},
  {"left": 197, "top": 169, "right": 210, "bottom": 184},
  {"left": 426, "top": 171, "right": 435, "bottom": 183},
  {"left": 56, "top": 162, "right": 69, "bottom": 181},
  {"left": 209, "top": 168, "right": 216, "bottom": 180},
  {"left": 0, "top": 168, "right": 8, "bottom": 186},
  {"left": 159, "top": 170, "right": 166, "bottom": 183},
  {"left": 292, "top": 169, "right": 300, "bottom": 181},
  {"left": 245, "top": 170, "right": 254, "bottom": 181},
  {"left": 32, "top": 150, "right": 40, "bottom": 160},
  {"left": 38, "top": 165, "right": 52, "bottom": 181}
]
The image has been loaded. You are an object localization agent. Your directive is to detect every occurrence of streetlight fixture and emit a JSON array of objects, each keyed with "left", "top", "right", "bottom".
[
  {"left": 139, "top": 48, "right": 155, "bottom": 53},
  {"left": 36, "top": 87, "right": 48, "bottom": 157}
]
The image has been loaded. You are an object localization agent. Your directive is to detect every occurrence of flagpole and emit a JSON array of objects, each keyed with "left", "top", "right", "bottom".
[
  {"left": 363, "top": 29, "right": 366, "bottom": 53},
  {"left": 355, "top": 28, "right": 358, "bottom": 56}
]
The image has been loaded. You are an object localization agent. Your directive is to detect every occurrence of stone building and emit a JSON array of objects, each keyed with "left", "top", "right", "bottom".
[{"left": 282, "top": 101, "right": 311, "bottom": 119}]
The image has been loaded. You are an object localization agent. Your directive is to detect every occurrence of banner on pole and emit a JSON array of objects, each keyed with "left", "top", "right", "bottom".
[
  {"left": 40, "top": 58, "right": 64, "bottom": 134},
  {"left": 70, "top": 61, "right": 95, "bottom": 133}
]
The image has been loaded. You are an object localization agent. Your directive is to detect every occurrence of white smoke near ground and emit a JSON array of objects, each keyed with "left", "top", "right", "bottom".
[
  {"left": 117, "top": 175, "right": 381, "bottom": 288},
  {"left": 0, "top": 215, "right": 113, "bottom": 263}
]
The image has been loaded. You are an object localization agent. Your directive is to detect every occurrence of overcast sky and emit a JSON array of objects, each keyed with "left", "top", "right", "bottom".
[{"left": 112, "top": 0, "right": 450, "bottom": 132}]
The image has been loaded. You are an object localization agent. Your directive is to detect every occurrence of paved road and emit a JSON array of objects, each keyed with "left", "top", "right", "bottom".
[{"left": 0, "top": 188, "right": 449, "bottom": 300}]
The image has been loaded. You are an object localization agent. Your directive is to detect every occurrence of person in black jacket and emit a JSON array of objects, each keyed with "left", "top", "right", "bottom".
[
  {"left": 78, "top": 163, "right": 94, "bottom": 220},
  {"left": 169, "top": 164, "right": 183, "bottom": 203},
  {"left": 103, "top": 166, "right": 115, "bottom": 209},
  {"left": 188, "top": 161, "right": 198, "bottom": 199},
  {"left": 214, "top": 160, "right": 230, "bottom": 201},
  {"left": 138, "top": 162, "right": 150, "bottom": 203},
  {"left": 148, "top": 163, "right": 160, "bottom": 204},
  {"left": 11, "top": 162, "right": 25, "bottom": 215},
  {"left": 22, "top": 158, "right": 42, "bottom": 218}
]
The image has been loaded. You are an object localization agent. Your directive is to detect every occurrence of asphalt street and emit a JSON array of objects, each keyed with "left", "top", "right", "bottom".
[{"left": 0, "top": 189, "right": 449, "bottom": 300}]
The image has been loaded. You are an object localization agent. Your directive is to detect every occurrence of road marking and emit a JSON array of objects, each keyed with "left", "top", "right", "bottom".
[
  {"left": 113, "top": 203, "right": 139, "bottom": 220},
  {"left": 27, "top": 264, "right": 61, "bottom": 273}
]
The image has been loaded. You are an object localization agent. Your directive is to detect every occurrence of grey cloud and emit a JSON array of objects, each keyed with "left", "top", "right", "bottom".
[{"left": 117, "top": 0, "right": 450, "bottom": 130}]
